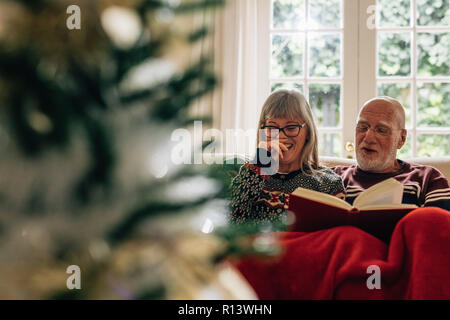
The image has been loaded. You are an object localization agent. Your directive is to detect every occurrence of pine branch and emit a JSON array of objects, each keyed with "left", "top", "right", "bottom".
[
  {"left": 106, "top": 195, "right": 220, "bottom": 247},
  {"left": 151, "top": 60, "right": 217, "bottom": 120},
  {"left": 175, "top": 0, "right": 225, "bottom": 14},
  {"left": 0, "top": 0, "right": 50, "bottom": 9},
  {"left": 67, "top": 58, "right": 108, "bottom": 111},
  {"left": 74, "top": 117, "right": 115, "bottom": 203},
  {"left": 113, "top": 39, "right": 164, "bottom": 83},
  {"left": 0, "top": 49, "right": 76, "bottom": 155},
  {"left": 188, "top": 25, "right": 210, "bottom": 43},
  {"left": 137, "top": 285, "right": 166, "bottom": 300}
]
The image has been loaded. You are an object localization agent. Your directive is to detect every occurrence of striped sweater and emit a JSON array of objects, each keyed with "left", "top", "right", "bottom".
[{"left": 332, "top": 160, "right": 450, "bottom": 211}]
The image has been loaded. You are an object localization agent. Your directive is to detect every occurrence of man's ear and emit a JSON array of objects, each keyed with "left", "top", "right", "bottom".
[{"left": 397, "top": 129, "right": 407, "bottom": 149}]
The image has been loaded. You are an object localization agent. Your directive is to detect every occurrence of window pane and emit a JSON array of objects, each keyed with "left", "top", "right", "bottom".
[
  {"left": 377, "top": 0, "right": 410, "bottom": 27},
  {"left": 417, "top": 134, "right": 450, "bottom": 157},
  {"left": 417, "top": 33, "right": 450, "bottom": 77},
  {"left": 308, "top": 0, "right": 342, "bottom": 29},
  {"left": 377, "top": 82, "right": 411, "bottom": 128},
  {"left": 417, "top": 82, "right": 450, "bottom": 127},
  {"left": 377, "top": 32, "right": 411, "bottom": 76},
  {"left": 309, "top": 33, "right": 341, "bottom": 77},
  {"left": 272, "top": 0, "right": 305, "bottom": 29},
  {"left": 309, "top": 83, "right": 341, "bottom": 127},
  {"left": 271, "top": 34, "right": 304, "bottom": 78},
  {"left": 318, "top": 132, "right": 341, "bottom": 157},
  {"left": 416, "top": 0, "right": 450, "bottom": 26},
  {"left": 398, "top": 134, "right": 412, "bottom": 159},
  {"left": 271, "top": 82, "right": 304, "bottom": 93}
]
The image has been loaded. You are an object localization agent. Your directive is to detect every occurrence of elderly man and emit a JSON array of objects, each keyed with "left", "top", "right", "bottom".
[{"left": 332, "top": 96, "right": 450, "bottom": 211}]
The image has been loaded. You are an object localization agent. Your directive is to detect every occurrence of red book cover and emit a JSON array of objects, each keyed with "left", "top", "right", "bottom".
[{"left": 287, "top": 189, "right": 416, "bottom": 243}]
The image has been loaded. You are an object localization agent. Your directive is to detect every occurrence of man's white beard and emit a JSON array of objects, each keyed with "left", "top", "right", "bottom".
[{"left": 356, "top": 146, "right": 398, "bottom": 172}]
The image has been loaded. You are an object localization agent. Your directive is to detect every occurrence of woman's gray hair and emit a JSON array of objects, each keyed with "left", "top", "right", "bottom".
[{"left": 257, "top": 88, "right": 321, "bottom": 175}]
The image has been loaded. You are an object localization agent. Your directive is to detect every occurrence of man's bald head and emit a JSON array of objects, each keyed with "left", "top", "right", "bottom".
[
  {"left": 355, "top": 96, "right": 408, "bottom": 173},
  {"left": 360, "top": 96, "right": 406, "bottom": 129}
]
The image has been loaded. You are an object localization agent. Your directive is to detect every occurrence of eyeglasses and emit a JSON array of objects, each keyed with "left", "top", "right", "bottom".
[
  {"left": 261, "top": 124, "right": 305, "bottom": 138},
  {"left": 356, "top": 123, "right": 401, "bottom": 137}
]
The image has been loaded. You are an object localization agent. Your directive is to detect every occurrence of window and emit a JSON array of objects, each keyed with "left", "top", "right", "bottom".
[
  {"left": 376, "top": 0, "right": 450, "bottom": 158},
  {"left": 269, "top": 0, "right": 343, "bottom": 157},
  {"left": 261, "top": 0, "right": 450, "bottom": 158}
]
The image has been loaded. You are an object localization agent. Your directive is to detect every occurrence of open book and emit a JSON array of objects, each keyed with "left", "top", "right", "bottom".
[{"left": 288, "top": 178, "right": 418, "bottom": 243}]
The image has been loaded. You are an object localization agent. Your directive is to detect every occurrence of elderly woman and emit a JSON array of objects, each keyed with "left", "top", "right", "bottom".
[{"left": 230, "top": 89, "right": 345, "bottom": 224}]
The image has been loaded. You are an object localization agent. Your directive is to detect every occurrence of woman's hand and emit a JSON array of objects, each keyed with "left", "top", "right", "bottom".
[{"left": 258, "top": 140, "right": 288, "bottom": 160}]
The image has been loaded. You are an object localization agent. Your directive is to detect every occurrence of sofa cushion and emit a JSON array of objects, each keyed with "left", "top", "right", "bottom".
[
  {"left": 320, "top": 156, "right": 450, "bottom": 180},
  {"left": 203, "top": 153, "right": 450, "bottom": 181}
]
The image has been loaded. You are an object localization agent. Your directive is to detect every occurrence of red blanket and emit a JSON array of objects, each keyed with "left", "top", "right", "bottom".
[{"left": 234, "top": 207, "right": 450, "bottom": 299}]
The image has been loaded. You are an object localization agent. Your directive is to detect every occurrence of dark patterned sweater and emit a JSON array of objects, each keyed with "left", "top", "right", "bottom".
[{"left": 230, "top": 161, "right": 345, "bottom": 224}]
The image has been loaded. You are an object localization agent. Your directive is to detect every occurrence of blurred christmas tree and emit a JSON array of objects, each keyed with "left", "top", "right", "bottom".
[{"left": 0, "top": 0, "right": 281, "bottom": 299}]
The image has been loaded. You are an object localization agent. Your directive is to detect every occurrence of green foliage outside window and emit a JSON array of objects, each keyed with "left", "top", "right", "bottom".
[{"left": 272, "top": 0, "right": 450, "bottom": 158}]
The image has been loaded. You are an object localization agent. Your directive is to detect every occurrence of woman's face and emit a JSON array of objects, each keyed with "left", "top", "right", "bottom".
[{"left": 264, "top": 117, "right": 307, "bottom": 167}]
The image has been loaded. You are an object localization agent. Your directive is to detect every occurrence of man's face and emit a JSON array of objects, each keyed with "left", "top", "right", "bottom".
[{"left": 355, "top": 100, "right": 405, "bottom": 173}]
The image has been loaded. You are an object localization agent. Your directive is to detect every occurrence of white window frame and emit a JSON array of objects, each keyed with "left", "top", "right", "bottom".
[
  {"left": 258, "top": 0, "right": 359, "bottom": 158},
  {"left": 259, "top": 0, "right": 450, "bottom": 158},
  {"left": 372, "top": 0, "right": 450, "bottom": 157}
]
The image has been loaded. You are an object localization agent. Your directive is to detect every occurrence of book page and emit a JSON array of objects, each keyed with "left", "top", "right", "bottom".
[
  {"left": 359, "top": 204, "right": 418, "bottom": 211},
  {"left": 354, "top": 178, "right": 404, "bottom": 209},
  {"left": 291, "top": 187, "right": 353, "bottom": 211}
]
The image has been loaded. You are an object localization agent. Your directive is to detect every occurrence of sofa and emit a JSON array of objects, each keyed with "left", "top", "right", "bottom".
[
  {"left": 207, "top": 153, "right": 450, "bottom": 299},
  {"left": 208, "top": 153, "right": 450, "bottom": 180},
  {"left": 320, "top": 156, "right": 450, "bottom": 179},
  {"left": 224, "top": 155, "right": 450, "bottom": 299}
]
